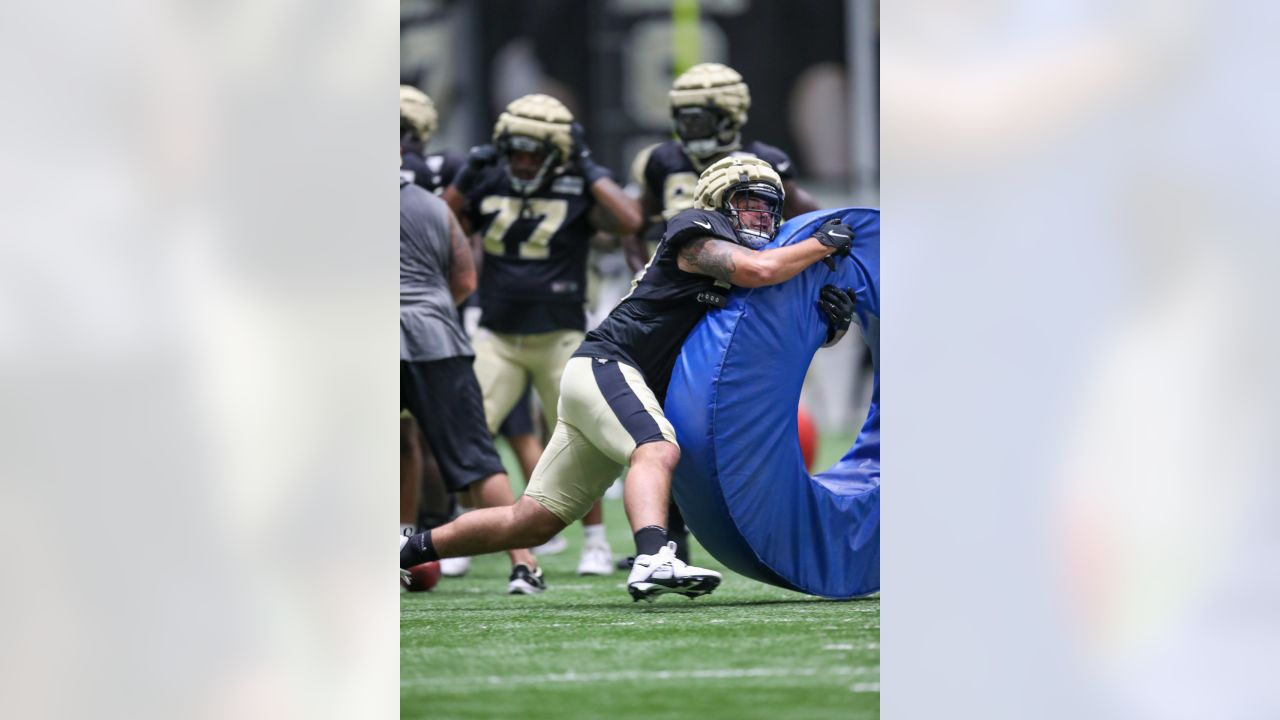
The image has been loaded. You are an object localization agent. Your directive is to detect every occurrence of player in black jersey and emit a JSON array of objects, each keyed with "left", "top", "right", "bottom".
[
  {"left": 440, "top": 94, "right": 642, "bottom": 577},
  {"left": 399, "top": 85, "right": 464, "bottom": 195},
  {"left": 401, "top": 156, "right": 858, "bottom": 602},
  {"left": 623, "top": 63, "right": 822, "bottom": 274}
]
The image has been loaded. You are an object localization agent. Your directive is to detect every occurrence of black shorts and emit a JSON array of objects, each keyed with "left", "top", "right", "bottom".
[
  {"left": 497, "top": 384, "right": 536, "bottom": 437},
  {"left": 401, "top": 357, "right": 505, "bottom": 492}
]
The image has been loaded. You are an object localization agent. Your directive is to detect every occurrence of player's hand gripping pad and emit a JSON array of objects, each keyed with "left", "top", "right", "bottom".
[{"left": 665, "top": 208, "right": 879, "bottom": 599}]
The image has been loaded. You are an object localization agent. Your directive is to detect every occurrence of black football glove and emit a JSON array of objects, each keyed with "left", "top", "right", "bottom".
[
  {"left": 569, "top": 122, "right": 611, "bottom": 185},
  {"left": 818, "top": 285, "right": 856, "bottom": 346},
  {"left": 813, "top": 219, "right": 854, "bottom": 270},
  {"left": 450, "top": 143, "right": 499, "bottom": 196}
]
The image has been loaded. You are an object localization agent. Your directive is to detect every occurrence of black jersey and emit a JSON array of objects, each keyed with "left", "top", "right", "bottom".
[
  {"left": 464, "top": 167, "right": 597, "bottom": 334},
  {"left": 642, "top": 140, "right": 796, "bottom": 220},
  {"left": 575, "top": 208, "right": 741, "bottom": 402},
  {"left": 401, "top": 149, "right": 465, "bottom": 195}
]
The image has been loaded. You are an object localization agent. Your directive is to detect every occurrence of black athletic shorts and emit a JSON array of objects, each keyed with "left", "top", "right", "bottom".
[{"left": 401, "top": 357, "right": 505, "bottom": 492}]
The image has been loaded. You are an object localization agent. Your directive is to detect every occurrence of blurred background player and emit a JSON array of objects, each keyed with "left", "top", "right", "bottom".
[
  {"left": 400, "top": 164, "right": 545, "bottom": 595},
  {"left": 400, "top": 84, "right": 464, "bottom": 196},
  {"left": 399, "top": 84, "right": 456, "bottom": 543},
  {"left": 400, "top": 85, "right": 552, "bottom": 575},
  {"left": 442, "top": 94, "right": 643, "bottom": 576}
]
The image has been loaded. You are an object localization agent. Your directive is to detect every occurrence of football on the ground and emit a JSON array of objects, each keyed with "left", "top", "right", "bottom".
[{"left": 402, "top": 561, "right": 441, "bottom": 592}]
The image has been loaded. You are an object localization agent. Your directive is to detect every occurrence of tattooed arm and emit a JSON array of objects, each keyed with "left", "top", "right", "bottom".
[
  {"left": 676, "top": 236, "right": 836, "bottom": 288},
  {"left": 446, "top": 210, "right": 477, "bottom": 304}
]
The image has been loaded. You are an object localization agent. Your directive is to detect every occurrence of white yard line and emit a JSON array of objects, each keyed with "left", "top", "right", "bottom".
[{"left": 403, "top": 666, "right": 880, "bottom": 689}]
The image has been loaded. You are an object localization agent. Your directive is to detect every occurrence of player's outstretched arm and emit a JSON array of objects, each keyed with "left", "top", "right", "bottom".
[{"left": 677, "top": 236, "right": 833, "bottom": 288}]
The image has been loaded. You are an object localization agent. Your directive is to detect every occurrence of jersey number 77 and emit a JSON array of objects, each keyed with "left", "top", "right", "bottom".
[{"left": 479, "top": 196, "right": 569, "bottom": 260}]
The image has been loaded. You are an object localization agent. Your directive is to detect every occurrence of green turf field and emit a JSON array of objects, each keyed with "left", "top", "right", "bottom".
[{"left": 401, "top": 432, "right": 878, "bottom": 720}]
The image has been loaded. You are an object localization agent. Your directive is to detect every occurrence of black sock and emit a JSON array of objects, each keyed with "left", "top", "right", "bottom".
[
  {"left": 400, "top": 530, "right": 440, "bottom": 569},
  {"left": 633, "top": 525, "right": 668, "bottom": 557}
]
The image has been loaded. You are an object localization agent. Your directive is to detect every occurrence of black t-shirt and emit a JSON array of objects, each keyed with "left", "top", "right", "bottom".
[
  {"left": 642, "top": 140, "right": 795, "bottom": 221},
  {"left": 575, "top": 208, "right": 741, "bottom": 402},
  {"left": 464, "top": 167, "right": 597, "bottom": 334},
  {"left": 401, "top": 150, "right": 465, "bottom": 195}
]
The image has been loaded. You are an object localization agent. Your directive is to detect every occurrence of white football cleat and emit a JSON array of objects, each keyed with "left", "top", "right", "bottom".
[
  {"left": 626, "top": 541, "right": 721, "bottom": 602},
  {"left": 576, "top": 539, "right": 615, "bottom": 576},
  {"left": 532, "top": 534, "right": 568, "bottom": 556},
  {"left": 439, "top": 556, "right": 472, "bottom": 577}
]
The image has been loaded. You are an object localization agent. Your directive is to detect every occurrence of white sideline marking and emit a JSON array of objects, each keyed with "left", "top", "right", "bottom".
[
  {"left": 823, "top": 643, "right": 854, "bottom": 650},
  {"left": 402, "top": 666, "right": 878, "bottom": 688}
]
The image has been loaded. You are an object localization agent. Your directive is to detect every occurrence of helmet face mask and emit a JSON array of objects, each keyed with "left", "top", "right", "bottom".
[
  {"left": 673, "top": 106, "right": 738, "bottom": 159},
  {"left": 668, "top": 63, "right": 751, "bottom": 161},
  {"left": 496, "top": 133, "right": 560, "bottom": 195},
  {"left": 722, "top": 182, "right": 783, "bottom": 249}
]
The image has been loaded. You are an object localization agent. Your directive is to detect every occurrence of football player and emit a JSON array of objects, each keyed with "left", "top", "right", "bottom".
[
  {"left": 399, "top": 85, "right": 464, "bottom": 195},
  {"left": 399, "top": 84, "right": 463, "bottom": 543},
  {"left": 441, "top": 94, "right": 642, "bottom": 576},
  {"left": 402, "top": 156, "right": 858, "bottom": 602}
]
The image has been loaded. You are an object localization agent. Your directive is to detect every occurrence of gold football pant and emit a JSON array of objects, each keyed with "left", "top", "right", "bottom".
[{"left": 523, "top": 356, "right": 678, "bottom": 523}]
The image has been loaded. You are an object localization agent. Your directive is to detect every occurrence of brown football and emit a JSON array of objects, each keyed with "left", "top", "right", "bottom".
[{"left": 402, "top": 561, "right": 441, "bottom": 592}]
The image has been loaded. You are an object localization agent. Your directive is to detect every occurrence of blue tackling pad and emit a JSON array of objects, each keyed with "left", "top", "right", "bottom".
[{"left": 665, "top": 207, "right": 879, "bottom": 599}]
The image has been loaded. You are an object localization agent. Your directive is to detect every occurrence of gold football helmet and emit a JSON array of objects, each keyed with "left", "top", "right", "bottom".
[
  {"left": 399, "top": 85, "right": 437, "bottom": 145},
  {"left": 491, "top": 94, "right": 575, "bottom": 194},
  {"left": 693, "top": 155, "right": 784, "bottom": 248},
  {"left": 669, "top": 63, "right": 751, "bottom": 160}
]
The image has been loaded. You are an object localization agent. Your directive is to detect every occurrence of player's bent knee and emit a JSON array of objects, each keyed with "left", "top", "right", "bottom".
[
  {"left": 632, "top": 440, "right": 680, "bottom": 471},
  {"left": 511, "top": 495, "right": 567, "bottom": 547}
]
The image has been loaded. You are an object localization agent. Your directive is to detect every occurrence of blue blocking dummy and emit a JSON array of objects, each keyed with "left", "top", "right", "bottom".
[{"left": 665, "top": 208, "right": 879, "bottom": 599}]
